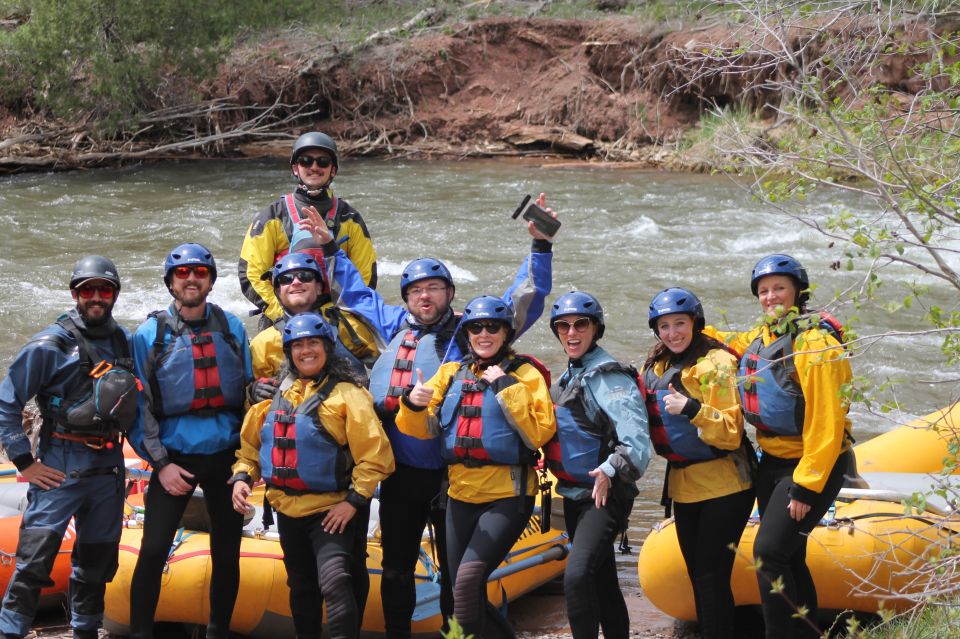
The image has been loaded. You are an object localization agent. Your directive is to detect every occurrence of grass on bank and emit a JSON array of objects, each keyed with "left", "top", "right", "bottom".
[{"left": 851, "top": 600, "right": 960, "bottom": 639}]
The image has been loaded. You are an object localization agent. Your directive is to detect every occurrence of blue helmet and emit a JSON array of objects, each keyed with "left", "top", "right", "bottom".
[
  {"left": 461, "top": 295, "right": 515, "bottom": 331},
  {"left": 550, "top": 291, "right": 605, "bottom": 339},
  {"left": 400, "top": 258, "right": 454, "bottom": 300},
  {"left": 282, "top": 312, "right": 337, "bottom": 346},
  {"left": 163, "top": 243, "right": 217, "bottom": 285},
  {"left": 750, "top": 253, "right": 810, "bottom": 305},
  {"left": 648, "top": 287, "right": 705, "bottom": 333},
  {"left": 264, "top": 252, "right": 323, "bottom": 287}
]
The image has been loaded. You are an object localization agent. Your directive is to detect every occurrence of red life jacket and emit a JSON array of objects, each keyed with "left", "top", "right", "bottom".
[{"left": 382, "top": 329, "right": 418, "bottom": 413}]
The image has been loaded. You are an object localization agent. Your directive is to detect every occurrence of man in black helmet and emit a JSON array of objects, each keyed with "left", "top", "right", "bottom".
[
  {"left": 239, "top": 131, "right": 378, "bottom": 332},
  {"left": 0, "top": 256, "right": 139, "bottom": 639}
]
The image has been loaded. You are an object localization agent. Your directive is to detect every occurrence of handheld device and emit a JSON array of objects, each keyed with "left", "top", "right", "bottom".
[{"left": 511, "top": 195, "right": 561, "bottom": 237}]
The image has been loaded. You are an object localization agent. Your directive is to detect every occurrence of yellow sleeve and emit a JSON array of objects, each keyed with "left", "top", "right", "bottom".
[
  {"left": 239, "top": 217, "right": 289, "bottom": 322},
  {"left": 684, "top": 349, "right": 744, "bottom": 451},
  {"left": 233, "top": 399, "right": 270, "bottom": 481},
  {"left": 339, "top": 217, "right": 378, "bottom": 288},
  {"left": 496, "top": 361, "right": 558, "bottom": 450},
  {"left": 702, "top": 325, "right": 762, "bottom": 358},
  {"left": 395, "top": 362, "right": 459, "bottom": 440},
  {"left": 322, "top": 384, "right": 395, "bottom": 500},
  {"left": 250, "top": 327, "right": 284, "bottom": 379},
  {"left": 792, "top": 330, "right": 852, "bottom": 495}
]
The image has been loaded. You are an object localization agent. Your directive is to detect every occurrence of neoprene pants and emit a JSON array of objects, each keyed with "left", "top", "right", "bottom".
[
  {"left": 753, "top": 450, "right": 849, "bottom": 639},
  {"left": 277, "top": 510, "right": 359, "bottom": 639},
  {"left": 379, "top": 463, "right": 452, "bottom": 639},
  {"left": 562, "top": 490, "right": 633, "bottom": 639},
  {"left": 446, "top": 495, "right": 534, "bottom": 639},
  {"left": 128, "top": 449, "right": 243, "bottom": 639},
  {"left": 673, "top": 488, "right": 754, "bottom": 639}
]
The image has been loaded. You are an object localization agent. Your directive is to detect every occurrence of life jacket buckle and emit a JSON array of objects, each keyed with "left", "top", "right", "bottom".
[{"left": 89, "top": 360, "right": 113, "bottom": 379}]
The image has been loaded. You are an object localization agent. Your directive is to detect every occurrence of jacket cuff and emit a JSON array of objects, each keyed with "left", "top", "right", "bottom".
[
  {"left": 788, "top": 482, "right": 818, "bottom": 505},
  {"left": 345, "top": 489, "right": 369, "bottom": 509},
  {"left": 532, "top": 238, "right": 553, "bottom": 253},
  {"left": 400, "top": 390, "right": 427, "bottom": 411},
  {"left": 12, "top": 453, "right": 35, "bottom": 472},
  {"left": 229, "top": 472, "right": 252, "bottom": 487},
  {"left": 322, "top": 240, "right": 340, "bottom": 257},
  {"left": 489, "top": 375, "right": 518, "bottom": 394},
  {"left": 151, "top": 456, "right": 170, "bottom": 471},
  {"left": 599, "top": 461, "right": 616, "bottom": 478},
  {"left": 681, "top": 398, "right": 702, "bottom": 420}
]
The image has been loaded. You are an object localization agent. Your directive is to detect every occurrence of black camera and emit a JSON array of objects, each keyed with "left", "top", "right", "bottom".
[{"left": 511, "top": 195, "right": 561, "bottom": 237}]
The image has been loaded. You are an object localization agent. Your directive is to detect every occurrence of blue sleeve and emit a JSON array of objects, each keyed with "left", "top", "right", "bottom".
[
  {"left": 0, "top": 332, "right": 69, "bottom": 463},
  {"left": 129, "top": 319, "right": 167, "bottom": 465},
  {"left": 504, "top": 244, "right": 553, "bottom": 341},
  {"left": 328, "top": 248, "right": 407, "bottom": 340},
  {"left": 586, "top": 369, "right": 652, "bottom": 483}
]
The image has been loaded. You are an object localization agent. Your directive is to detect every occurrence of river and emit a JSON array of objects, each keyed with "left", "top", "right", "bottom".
[{"left": 1, "top": 158, "right": 955, "bottom": 598}]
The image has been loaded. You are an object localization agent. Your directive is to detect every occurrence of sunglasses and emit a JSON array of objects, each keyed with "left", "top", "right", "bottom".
[
  {"left": 276, "top": 271, "right": 319, "bottom": 286},
  {"left": 465, "top": 321, "right": 505, "bottom": 335},
  {"left": 553, "top": 318, "right": 592, "bottom": 333},
  {"left": 172, "top": 265, "right": 211, "bottom": 280},
  {"left": 76, "top": 284, "right": 116, "bottom": 300},
  {"left": 296, "top": 156, "right": 333, "bottom": 169}
]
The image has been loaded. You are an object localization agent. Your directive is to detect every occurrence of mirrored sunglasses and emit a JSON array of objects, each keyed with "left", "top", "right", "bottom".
[
  {"left": 76, "top": 284, "right": 116, "bottom": 300},
  {"left": 553, "top": 318, "right": 592, "bottom": 333},
  {"left": 173, "top": 265, "right": 211, "bottom": 279}
]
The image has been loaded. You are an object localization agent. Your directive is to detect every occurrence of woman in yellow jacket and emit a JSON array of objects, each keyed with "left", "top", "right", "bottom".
[
  {"left": 230, "top": 313, "right": 394, "bottom": 639},
  {"left": 641, "top": 288, "right": 753, "bottom": 639},
  {"left": 397, "top": 295, "right": 556, "bottom": 638},
  {"left": 710, "top": 255, "right": 852, "bottom": 639}
]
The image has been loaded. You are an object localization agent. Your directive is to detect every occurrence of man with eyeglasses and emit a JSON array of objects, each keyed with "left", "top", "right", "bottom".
[
  {"left": 239, "top": 131, "right": 378, "bottom": 332},
  {"left": 298, "top": 198, "right": 556, "bottom": 639},
  {"left": 127, "top": 243, "right": 252, "bottom": 639},
  {"left": 0, "top": 256, "right": 139, "bottom": 639}
]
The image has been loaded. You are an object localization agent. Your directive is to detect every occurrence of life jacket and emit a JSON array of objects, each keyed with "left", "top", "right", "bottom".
[
  {"left": 259, "top": 377, "right": 353, "bottom": 494},
  {"left": 146, "top": 305, "right": 245, "bottom": 418},
  {"left": 738, "top": 331, "right": 805, "bottom": 436},
  {"left": 437, "top": 355, "right": 542, "bottom": 467},
  {"left": 321, "top": 304, "right": 382, "bottom": 367},
  {"left": 642, "top": 358, "right": 727, "bottom": 464},
  {"left": 37, "top": 310, "right": 141, "bottom": 437},
  {"left": 368, "top": 314, "right": 466, "bottom": 470},
  {"left": 544, "top": 361, "right": 629, "bottom": 487}
]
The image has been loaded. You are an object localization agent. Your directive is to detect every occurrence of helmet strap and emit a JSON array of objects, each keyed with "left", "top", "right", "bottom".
[{"left": 295, "top": 182, "right": 332, "bottom": 198}]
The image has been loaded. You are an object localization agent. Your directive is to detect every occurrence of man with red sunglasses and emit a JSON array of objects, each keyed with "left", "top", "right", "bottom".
[
  {"left": 239, "top": 131, "right": 378, "bottom": 332},
  {"left": 127, "top": 243, "right": 253, "bottom": 639},
  {"left": 0, "top": 256, "right": 139, "bottom": 639}
]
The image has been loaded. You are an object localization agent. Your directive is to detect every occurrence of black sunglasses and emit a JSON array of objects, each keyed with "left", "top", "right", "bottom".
[
  {"left": 465, "top": 320, "right": 506, "bottom": 335},
  {"left": 276, "top": 271, "right": 319, "bottom": 286},
  {"left": 296, "top": 156, "right": 333, "bottom": 169}
]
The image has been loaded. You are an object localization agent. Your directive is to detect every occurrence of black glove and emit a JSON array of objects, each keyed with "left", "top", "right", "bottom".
[{"left": 248, "top": 377, "right": 279, "bottom": 403}]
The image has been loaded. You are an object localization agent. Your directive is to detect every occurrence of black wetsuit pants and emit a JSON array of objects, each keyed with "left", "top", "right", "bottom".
[
  {"left": 753, "top": 450, "right": 849, "bottom": 639},
  {"left": 277, "top": 509, "right": 359, "bottom": 639},
  {"left": 446, "top": 495, "right": 534, "bottom": 639},
  {"left": 674, "top": 488, "right": 754, "bottom": 639},
  {"left": 378, "top": 463, "right": 453, "bottom": 639},
  {"left": 128, "top": 449, "right": 243, "bottom": 639},
  {"left": 562, "top": 488, "right": 634, "bottom": 639}
]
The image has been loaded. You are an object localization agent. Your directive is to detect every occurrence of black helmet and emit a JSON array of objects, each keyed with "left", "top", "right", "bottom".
[
  {"left": 70, "top": 255, "right": 121, "bottom": 291},
  {"left": 290, "top": 132, "right": 339, "bottom": 169}
]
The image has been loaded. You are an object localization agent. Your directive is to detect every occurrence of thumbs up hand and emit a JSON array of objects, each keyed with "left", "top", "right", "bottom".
[
  {"left": 407, "top": 369, "right": 434, "bottom": 407},
  {"left": 663, "top": 383, "right": 688, "bottom": 416}
]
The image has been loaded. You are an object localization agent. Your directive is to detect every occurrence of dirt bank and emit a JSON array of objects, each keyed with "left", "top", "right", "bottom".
[{"left": 0, "top": 14, "right": 946, "bottom": 172}]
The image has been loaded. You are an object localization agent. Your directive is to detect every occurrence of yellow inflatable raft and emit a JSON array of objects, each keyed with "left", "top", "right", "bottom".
[
  {"left": 103, "top": 491, "right": 568, "bottom": 637},
  {"left": 638, "top": 405, "right": 960, "bottom": 621}
]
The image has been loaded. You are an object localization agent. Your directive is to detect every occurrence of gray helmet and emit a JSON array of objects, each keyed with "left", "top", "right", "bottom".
[
  {"left": 290, "top": 132, "right": 339, "bottom": 169},
  {"left": 70, "top": 255, "right": 121, "bottom": 291}
]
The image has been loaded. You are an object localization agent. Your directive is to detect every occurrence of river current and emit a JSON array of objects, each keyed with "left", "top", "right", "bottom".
[{"left": 1, "top": 158, "right": 955, "bottom": 592}]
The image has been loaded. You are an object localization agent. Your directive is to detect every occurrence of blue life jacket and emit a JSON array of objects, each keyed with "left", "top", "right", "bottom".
[
  {"left": 545, "top": 362, "right": 628, "bottom": 487},
  {"left": 642, "top": 361, "right": 725, "bottom": 464},
  {"left": 147, "top": 305, "right": 245, "bottom": 418},
  {"left": 368, "top": 315, "right": 463, "bottom": 469},
  {"left": 739, "top": 332, "right": 805, "bottom": 436},
  {"left": 259, "top": 378, "right": 353, "bottom": 494},
  {"left": 438, "top": 356, "right": 538, "bottom": 468},
  {"left": 37, "top": 310, "right": 140, "bottom": 437}
]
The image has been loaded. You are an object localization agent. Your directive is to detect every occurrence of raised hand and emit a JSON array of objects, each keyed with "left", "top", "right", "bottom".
[
  {"left": 663, "top": 383, "right": 688, "bottom": 416},
  {"left": 299, "top": 205, "right": 334, "bottom": 244},
  {"left": 407, "top": 368, "right": 434, "bottom": 407},
  {"left": 528, "top": 191, "right": 560, "bottom": 241}
]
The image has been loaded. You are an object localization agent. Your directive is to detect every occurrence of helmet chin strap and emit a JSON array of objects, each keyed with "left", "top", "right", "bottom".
[{"left": 295, "top": 180, "right": 332, "bottom": 198}]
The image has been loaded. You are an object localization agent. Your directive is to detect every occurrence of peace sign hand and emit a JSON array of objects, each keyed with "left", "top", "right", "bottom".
[
  {"left": 663, "top": 383, "right": 688, "bottom": 416},
  {"left": 407, "top": 369, "right": 434, "bottom": 407},
  {"left": 298, "top": 205, "right": 334, "bottom": 244}
]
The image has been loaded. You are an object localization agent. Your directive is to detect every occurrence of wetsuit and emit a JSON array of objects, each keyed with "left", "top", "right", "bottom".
[
  {"left": 708, "top": 323, "right": 852, "bottom": 639},
  {"left": 0, "top": 313, "right": 134, "bottom": 639},
  {"left": 396, "top": 353, "right": 556, "bottom": 638},
  {"left": 324, "top": 237, "right": 553, "bottom": 639},
  {"left": 232, "top": 376, "right": 394, "bottom": 639},
  {"left": 127, "top": 303, "right": 253, "bottom": 639},
  {"left": 550, "top": 346, "right": 651, "bottom": 639},
  {"left": 643, "top": 342, "right": 753, "bottom": 639}
]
